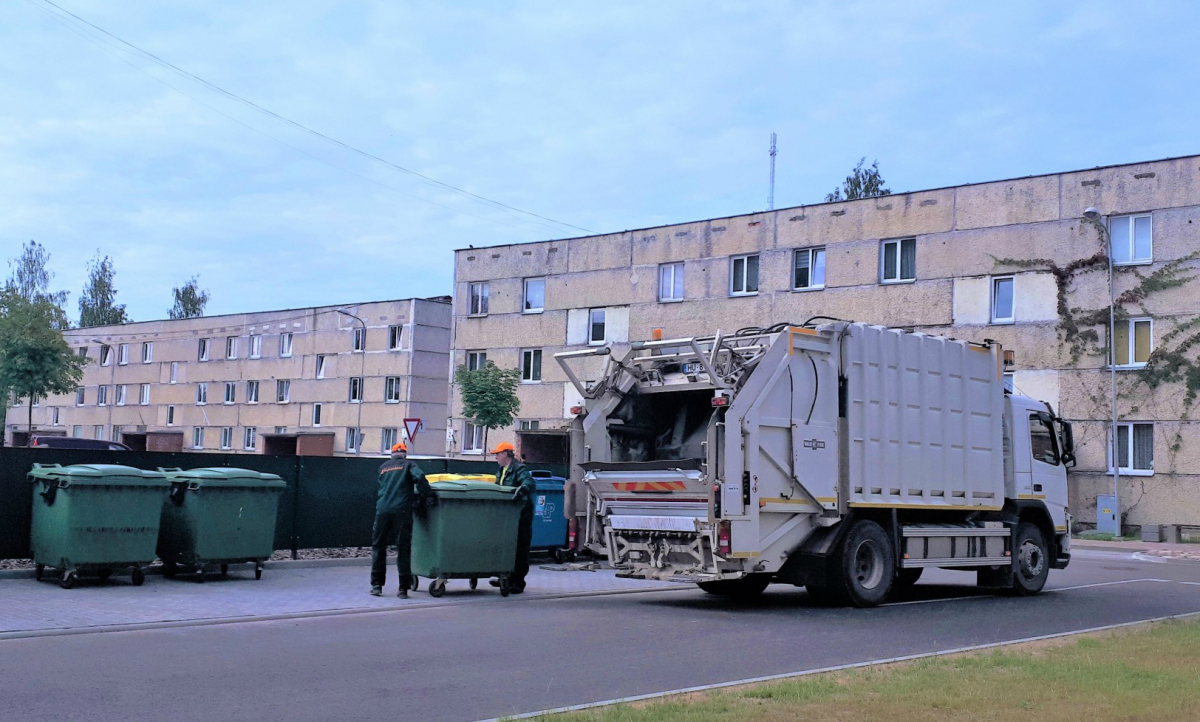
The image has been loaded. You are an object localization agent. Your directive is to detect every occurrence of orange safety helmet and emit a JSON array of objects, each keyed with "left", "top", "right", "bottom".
[
  {"left": 390, "top": 442, "right": 407, "bottom": 453},
  {"left": 490, "top": 441, "right": 515, "bottom": 454}
]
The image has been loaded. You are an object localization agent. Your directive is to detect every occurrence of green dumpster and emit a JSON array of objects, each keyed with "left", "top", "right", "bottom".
[
  {"left": 27, "top": 463, "right": 169, "bottom": 589},
  {"left": 411, "top": 480, "right": 523, "bottom": 597},
  {"left": 157, "top": 467, "right": 286, "bottom": 582}
]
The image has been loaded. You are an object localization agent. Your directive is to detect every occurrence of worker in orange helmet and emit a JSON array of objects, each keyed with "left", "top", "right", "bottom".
[
  {"left": 370, "top": 441, "right": 431, "bottom": 598},
  {"left": 489, "top": 441, "right": 536, "bottom": 593}
]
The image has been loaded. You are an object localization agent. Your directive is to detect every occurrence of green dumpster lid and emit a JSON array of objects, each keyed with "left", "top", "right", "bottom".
[
  {"left": 431, "top": 480, "right": 522, "bottom": 501},
  {"left": 27, "top": 463, "right": 168, "bottom": 487},
  {"left": 160, "top": 467, "right": 286, "bottom": 488}
]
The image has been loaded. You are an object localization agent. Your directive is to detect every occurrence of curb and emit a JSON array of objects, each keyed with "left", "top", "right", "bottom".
[{"left": 0, "top": 555, "right": 372, "bottom": 581}]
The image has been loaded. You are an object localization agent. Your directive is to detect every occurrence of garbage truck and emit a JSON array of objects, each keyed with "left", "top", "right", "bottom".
[{"left": 555, "top": 321, "right": 1074, "bottom": 607}]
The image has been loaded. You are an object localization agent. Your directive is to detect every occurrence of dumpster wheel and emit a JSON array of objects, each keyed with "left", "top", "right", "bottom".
[
  {"left": 429, "top": 578, "right": 447, "bottom": 598},
  {"left": 499, "top": 576, "right": 511, "bottom": 597},
  {"left": 35, "top": 564, "right": 44, "bottom": 581},
  {"left": 255, "top": 563, "right": 264, "bottom": 580},
  {"left": 61, "top": 570, "right": 77, "bottom": 589},
  {"left": 469, "top": 577, "right": 478, "bottom": 590},
  {"left": 131, "top": 568, "right": 146, "bottom": 586}
]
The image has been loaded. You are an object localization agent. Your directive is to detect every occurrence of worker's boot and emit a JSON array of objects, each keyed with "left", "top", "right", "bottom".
[
  {"left": 370, "top": 586, "right": 382, "bottom": 597},
  {"left": 397, "top": 587, "right": 408, "bottom": 599}
]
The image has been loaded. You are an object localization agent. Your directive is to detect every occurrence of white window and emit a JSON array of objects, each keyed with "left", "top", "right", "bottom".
[
  {"left": 100, "top": 345, "right": 112, "bottom": 366},
  {"left": 249, "top": 334, "right": 262, "bottom": 359},
  {"left": 881, "top": 238, "right": 917, "bottom": 283},
  {"left": 97, "top": 386, "right": 108, "bottom": 406},
  {"left": 220, "top": 427, "right": 233, "bottom": 450},
  {"left": 170, "top": 362, "right": 179, "bottom": 384},
  {"left": 346, "top": 427, "right": 360, "bottom": 453},
  {"left": 276, "top": 380, "right": 290, "bottom": 403},
  {"left": 468, "top": 282, "right": 490, "bottom": 316},
  {"left": 244, "top": 427, "right": 257, "bottom": 451},
  {"left": 112, "top": 425, "right": 122, "bottom": 443},
  {"left": 793, "top": 247, "right": 827, "bottom": 291},
  {"left": 991, "top": 275, "right": 1015, "bottom": 324},
  {"left": 315, "top": 354, "right": 326, "bottom": 379},
  {"left": 275, "top": 426, "right": 288, "bottom": 434},
  {"left": 729, "top": 254, "right": 760, "bottom": 296},
  {"left": 115, "top": 385, "right": 127, "bottom": 406},
  {"left": 140, "top": 384, "right": 150, "bottom": 405},
  {"left": 141, "top": 342, "right": 153, "bottom": 364},
  {"left": 1113, "top": 318, "right": 1153, "bottom": 369},
  {"left": 349, "top": 377, "right": 364, "bottom": 403},
  {"left": 518, "top": 420, "right": 540, "bottom": 431},
  {"left": 94, "top": 425, "right": 104, "bottom": 440},
  {"left": 1110, "top": 214, "right": 1152, "bottom": 265},
  {"left": 78, "top": 346, "right": 88, "bottom": 359},
  {"left": 224, "top": 382, "right": 236, "bottom": 404},
  {"left": 385, "top": 376, "right": 402, "bottom": 403},
  {"left": 521, "top": 349, "right": 542, "bottom": 382},
  {"left": 52, "top": 407, "right": 60, "bottom": 426},
  {"left": 463, "top": 421, "right": 485, "bottom": 453},
  {"left": 381, "top": 428, "right": 399, "bottom": 453},
  {"left": 117, "top": 344, "right": 128, "bottom": 365},
  {"left": 312, "top": 404, "right": 323, "bottom": 427},
  {"left": 196, "top": 383, "right": 208, "bottom": 405},
  {"left": 1110, "top": 422, "right": 1154, "bottom": 476},
  {"left": 72, "top": 425, "right": 82, "bottom": 438},
  {"left": 226, "top": 336, "right": 238, "bottom": 360},
  {"left": 192, "top": 427, "right": 204, "bottom": 449},
  {"left": 246, "top": 380, "right": 260, "bottom": 404},
  {"left": 385, "top": 325, "right": 403, "bottom": 351},
  {"left": 588, "top": 308, "right": 606, "bottom": 346},
  {"left": 467, "top": 351, "right": 488, "bottom": 371},
  {"left": 280, "top": 332, "right": 293, "bottom": 358},
  {"left": 198, "top": 338, "right": 210, "bottom": 362},
  {"left": 352, "top": 327, "right": 365, "bottom": 353},
  {"left": 658, "top": 262, "right": 685, "bottom": 302},
  {"left": 167, "top": 406, "right": 175, "bottom": 426},
  {"left": 75, "top": 387, "right": 85, "bottom": 406},
  {"left": 523, "top": 277, "right": 545, "bottom": 313}
]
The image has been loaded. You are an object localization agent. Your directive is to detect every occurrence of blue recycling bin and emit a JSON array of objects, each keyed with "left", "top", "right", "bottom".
[{"left": 530, "top": 476, "right": 568, "bottom": 553}]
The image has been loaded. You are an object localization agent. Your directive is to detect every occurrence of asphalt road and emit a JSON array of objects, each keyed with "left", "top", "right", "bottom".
[{"left": 2, "top": 549, "right": 1198, "bottom": 722}]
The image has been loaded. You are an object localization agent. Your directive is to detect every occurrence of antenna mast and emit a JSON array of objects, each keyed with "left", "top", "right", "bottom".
[{"left": 767, "top": 132, "right": 777, "bottom": 210}]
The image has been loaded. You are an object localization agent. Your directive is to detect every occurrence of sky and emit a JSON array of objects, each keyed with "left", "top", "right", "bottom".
[{"left": 2, "top": 1, "right": 1198, "bottom": 322}]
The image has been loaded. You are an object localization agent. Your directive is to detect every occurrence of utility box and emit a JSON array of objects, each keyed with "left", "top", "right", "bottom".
[{"left": 1096, "top": 495, "right": 1120, "bottom": 537}]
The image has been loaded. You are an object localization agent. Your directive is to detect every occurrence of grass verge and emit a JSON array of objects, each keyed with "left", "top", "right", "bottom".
[{"left": 542, "top": 619, "right": 1200, "bottom": 722}]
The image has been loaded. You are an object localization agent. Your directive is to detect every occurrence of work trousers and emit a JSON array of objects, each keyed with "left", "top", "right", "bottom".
[
  {"left": 512, "top": 504, "right": 534, "bottom": 589},
  {"left": 370, "top": 510, "right": 413, "bottom": 588}
]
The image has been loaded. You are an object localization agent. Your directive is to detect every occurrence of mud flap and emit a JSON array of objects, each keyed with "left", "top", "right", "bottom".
[
  {"left": 774, "top": 514, "right": 854, "bottom": 587},
  {"left": 976, "top": 564, "right": 1014, "bottom": 589}
]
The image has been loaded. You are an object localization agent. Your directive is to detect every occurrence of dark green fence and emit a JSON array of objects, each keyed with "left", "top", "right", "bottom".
[{"left": 0, "top": 448, "right": 565, "bottom": 560}]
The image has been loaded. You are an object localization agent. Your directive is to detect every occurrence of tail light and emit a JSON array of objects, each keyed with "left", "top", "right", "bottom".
[
  {"left": 569, "top": 405, "right": 584, "bottom": 415},
  {"left": 711, "top": 396, "right": 729, "bottom": 408},
  {"left": 568, "top": 519, "right": 577, "bottom": 550},
  {"left": 717, "top": 520, "right": 731, "bottom": 557}
]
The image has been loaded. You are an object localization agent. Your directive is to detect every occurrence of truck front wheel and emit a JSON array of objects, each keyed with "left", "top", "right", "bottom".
[
  {"left": 697, "top": 575, "right": 771, "bottom": 598},
  {"left": 831, "top": 520, "right": 894, "bottom": 607},
  {"left": 1010, "top": 522, "right": 1050, "bottom": 596}
]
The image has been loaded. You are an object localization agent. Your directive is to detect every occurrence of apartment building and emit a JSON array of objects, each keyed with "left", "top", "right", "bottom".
[
  {"left": 450, "top": 155, "right": 1200, "bottom": 527},
  {"left": 7, "top": 297, "right": 452, "bottom": 456}
]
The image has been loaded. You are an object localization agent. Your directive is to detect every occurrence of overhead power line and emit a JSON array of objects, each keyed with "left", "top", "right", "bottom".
[{"left": 28, "top": 0, "right": 594, "bottom": 236}]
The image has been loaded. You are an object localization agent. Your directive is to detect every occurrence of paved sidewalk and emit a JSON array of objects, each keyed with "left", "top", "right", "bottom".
[
  {"left": 1073, "top": 538, "right": 1200, "bottom": 561},
  {"left": 0, "top": 562, "right": 675, "bottom": 638}
]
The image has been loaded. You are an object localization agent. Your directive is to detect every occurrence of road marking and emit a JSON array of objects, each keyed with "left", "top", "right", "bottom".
[
  {"left": 1180, "top": 581, "right": 1200, "bottom": 586},
  {"left": 1051, "top": 578, "right": 1172, "bottom": 592},
  {"left": 475, "top": 609, "right": 1200, "bottom": 722}
]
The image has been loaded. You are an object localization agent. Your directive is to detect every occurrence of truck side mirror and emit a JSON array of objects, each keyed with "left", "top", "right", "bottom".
[{"left": 1058, "top": 419, "right": 1077, "bottom": 468}]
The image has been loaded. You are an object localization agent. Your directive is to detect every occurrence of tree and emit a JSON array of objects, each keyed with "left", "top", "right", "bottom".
[
  {"left": 79, "top": 253, "right": 131, "bottom": 328},
  {"left": 455, "top": 361, "right": 522, "bottom": 451},
  {"left": 825, "top": 158, "right": 892, "bottom": 202},
  {"left": 0, "top": 288, "right": 85, "bottom": 434},
  {"left": 169, "top": 276, "right": 210, "bottom": 319},
  {"left": 5, "top": 240, "right": 70, "bottom": 329}
]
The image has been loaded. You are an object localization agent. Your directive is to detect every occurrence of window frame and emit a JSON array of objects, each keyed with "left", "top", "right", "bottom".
[
  {"left": 352, "top": 327, "right": 366, "bottom": 353},
  {"left": 384, "top": 376, "right": 402, "bottom": 403},
  {"left": 388, "top": 325, "right": 403, "bottom": 351},
  {"left": 792, "top": 246, "right": 827, "bottom": 292},
  {"left": 522, "top": 277, "right": 546, "bottom": 314},
  {"left": 518, "top": 419, "right": 540, "bottom": 431},
  {"left": 115, "top": 385, "right": 127, "bottom": 406},
  {"left": 170, "top": 362, "right": 178, "bottom": 384},
  {"left": 195, "top": 383, "right": 207, "bottom": 406},
  {"left": 1029, "top": 413, "right": 1061, "bottom": 467},
  {"left": 1109, "top": 421, "right": 1155, "bottom": 476},
  {"left": 246, "top": 380, "right": 260, "bottom": 404},
  {"left": 728, "top": 253, "right": 760, "bottom": 296},
  {"left": 198, "top": 338, "right": 210, "bottom": 362},
  {"left": 226, "top": 336, "right": 238, "bottom": 360},
  {"left": 224, "top": 382, "right": 236, "bottom": 405},
  {"left": 312, "top": 403, "right": 322, "bottom": 427},
  {"left": 657, "top": 261, "right": 685, "bottom": 303},
  {"left": 100, "top": 345, "right": 112, "bottom": 366},
  {"left": 468, "top": 282, "right": 490, "bottom": 316},
  {"left": 244, "top": 426, "right": 257, "bottom": 451},
  {"left": 139, "top": 384, "right": 150, "bottom": 406},
  {"left": 97, "top": 385, "right": 108, "bottom": 407},
  {"left": 1109, "top": 213, "right": 1153, "bottom": 266},
  {"left": 521, "top": 348, "right": 543, "bottom": 383},
  {"left": 52, "top": 407, "right": 60, "bottom": 426},
  {"left": 348, "top": 377, "right": 364, "bottom": 403},
  {"left": 117, "top": 344, "right": 128, "bottom": 365},
  {"left": 381, "top": 428, "right": 399, "bottom": 454},
  {"left": 345, "top": 427, "right": 360, "bottom": 453},
  {"left": 990, "top": 275, "right": 1015, "bottom": 325},
  {"left": 166, "top": 405, "right": 175, "bottom": 426},
  {"left": 75, "top": 387, "right": 85, "bottom": 406},
  {"left": 276, "top": 379, "right": 291, "bottom": 404},
  {"left": 249, "top": 334, "right": 262, "bottom": 359},
  {"left": 466, "top": 351, "right": 488, "bottom": 372},
  {"left": 880, "top": 238, "right": 917, "bottom": 284},
  {"left": 280, "top": 332, "right": 294, "bottom": 358},
  {"left": 315, "top": 354, "right": 326, "bottom": 379},
  {"left": 141, "top": 342, "right": 153, "bottom": 364},
  {"left": 588, "top": 308, "right": 606, "bottom": 346},
  {"left": 192, "top": 427, "right": 204, "bottom": 450},
  {"left": 462, "top": 421, "right": 485, "bottom": 454},
  {"left": 1113, "top": 317, "right": 1153, "bottom": 369},
  {"left": 220, "top": 427, "right": 234, "bottom": 450}
]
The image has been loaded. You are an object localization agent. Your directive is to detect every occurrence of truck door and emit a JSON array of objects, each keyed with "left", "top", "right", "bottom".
[{"left": 1027, "top": 411, "right": 1065, "bottom": 515}]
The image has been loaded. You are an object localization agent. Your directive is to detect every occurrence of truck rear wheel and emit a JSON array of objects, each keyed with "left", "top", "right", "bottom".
[
  {"left": 697, "top": 575, "right": 770, "bottom": 598},
  {"left": 830, "top": 520, "right": 894, "bottom": 607},
  {"left": 1010, "top": 522, "right": 1050, "bottom": 596}
]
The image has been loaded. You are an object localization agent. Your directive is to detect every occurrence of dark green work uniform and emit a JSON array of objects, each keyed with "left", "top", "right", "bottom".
[
  {"left": 497, "top": 460, "right": 537, "bottom": 590},
  {"left": 371, "top": 459, "right": 431, "bottom": 589}
]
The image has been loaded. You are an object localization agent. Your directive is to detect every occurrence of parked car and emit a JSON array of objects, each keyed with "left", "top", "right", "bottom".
[{"left": 29, "top": 436, "right": 131, "bottom": 451}]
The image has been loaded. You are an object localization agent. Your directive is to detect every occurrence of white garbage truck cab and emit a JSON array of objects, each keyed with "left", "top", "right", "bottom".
[{"left": 557, "top": 321, "right": 1073, "bottom": 607}]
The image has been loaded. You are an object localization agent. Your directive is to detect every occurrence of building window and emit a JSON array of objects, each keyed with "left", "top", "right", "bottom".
[
  {"left": 275, "top": 426, "right": 288, "bottom": 434},
  {"left": 349, "top": 377, "right": 364, "bottom": 403},
  {"left": 1029, "top": 414, "right": 1060, "bottom": 466},
  {"left": 72, "top": 425, "right": 82, "bottom": 438},
  {"left": 468, "top": 282, "right": 490, "bottom": 316},
  {"left": 588, "top": 308, "right": 606, "bottom": 346},
  {"left": 276, "top": 380, "right": 290, "bottom": 403},
  {"left": 881, "top": 238, "right": 917, "bottom": 283},
  {"left": 78, "top": 346, "right": 88, "bottom": 359},
  {"left": 1111, "top": 422, "right": 1154, "bottom": 475},
  {"left": 100, "top": 345, "right": 112, "bottom": 366},
  {"left": 521, "top": 349, "right": 542, "bottom": 383},
  {"left": 198, "top": 338, "right": 210, "bottom": 362},
  {"left": 1110, "top": 214, "right": 1152, "bottom": 265},
  {"left": 117, "top": 344, "right": 128, "bottom": 365},
  {"left": 658, "top": 262, "right": 685, "bottom": 302},
  {"left": 385, "top": 376, "right": 402, "bottom": 403},
  {"left": 518, "top": 420, "right": 540, "bottom": 431},
  {"left": 523, "top": 277, "right": 545, "bottom": 313},
  {"left": 388, "top": 325, "right": 403, "bottom": 351},
  {"left": 170, "top": 362, "right": 179, "bottom": 384},
  {"left": 280, "top": 332, "right": 293, "bottom": 358},
  {"left": 94, "top": 425, "right": 104, "bottom": 440},
  {"left": 97, "top": 386, "right": 108, "bottom": 407},
  {"left": 192, "top": 427, "right": 204, "bottom": 449},
  {"left": 116, "top": 385, "right": 127, "bottom": 406},
  {"left": 75, "top": 387, "right": 85, "bottom": 406},
  {"left": 224, "top": 382, "right": 236, "bottom": 404},
  {"left": 793, "top": 247, "right": 826, "bottom": 291},
  {"left": 315, "top": 354, "right": 326, "bottom": 379},
  {"left": 226, "top": 336, "right": 238, "bottom": 360},
  {"left": 244, "top": 427, "right": 257, "bottom": 451},
  {"left": 51, "top": 407, "right": 60, "bottom": 426},
  {"left": 141, "top": 342, "right": 153, "bottom": 364},
  {"left": 467, "top": 351, "right": 488, "bottom": 371},
  {"left": 220, "top": 427, "right": 234, "bottom": 450},
  {"left": 140, "top": 384, "right": 150, "bottom": 405},
  {"left": 112, "top": 425, "right": 123, "bottom": 443},
  {"left": 991, "top": 276, "right": 1015, "bottom": 324},
  {"left": 729, "top": 254, "right": 760, "bottom": 296},
  {"left": 1113, "top": 318, "right": 1153, "bottom": 369},
  {"left": 312, "top": 404, "right": 322, "bottom": 427},
  {"left": 250, "top": 334, "right": 262, "bottom": 359},
  {"left": 381, "top": 428, "right": 399, "bottom": 453},
  {"left": 346, "top": 427, "right": 360, "bottom": 453},
  {"left": 196, "top": 383, "right": 207, "bottom": 405},
  {"left": 246, "top": 380, "right": 260, "bottom": 404},
  {"left": 352, "top": 327, "right": 365, "bottom": 353},
  {"left": 166, "top": 406, "right": 175, "bottom": 426},
  {"left": 463, "top": 421, "right": 485, "bottom": 453}
]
